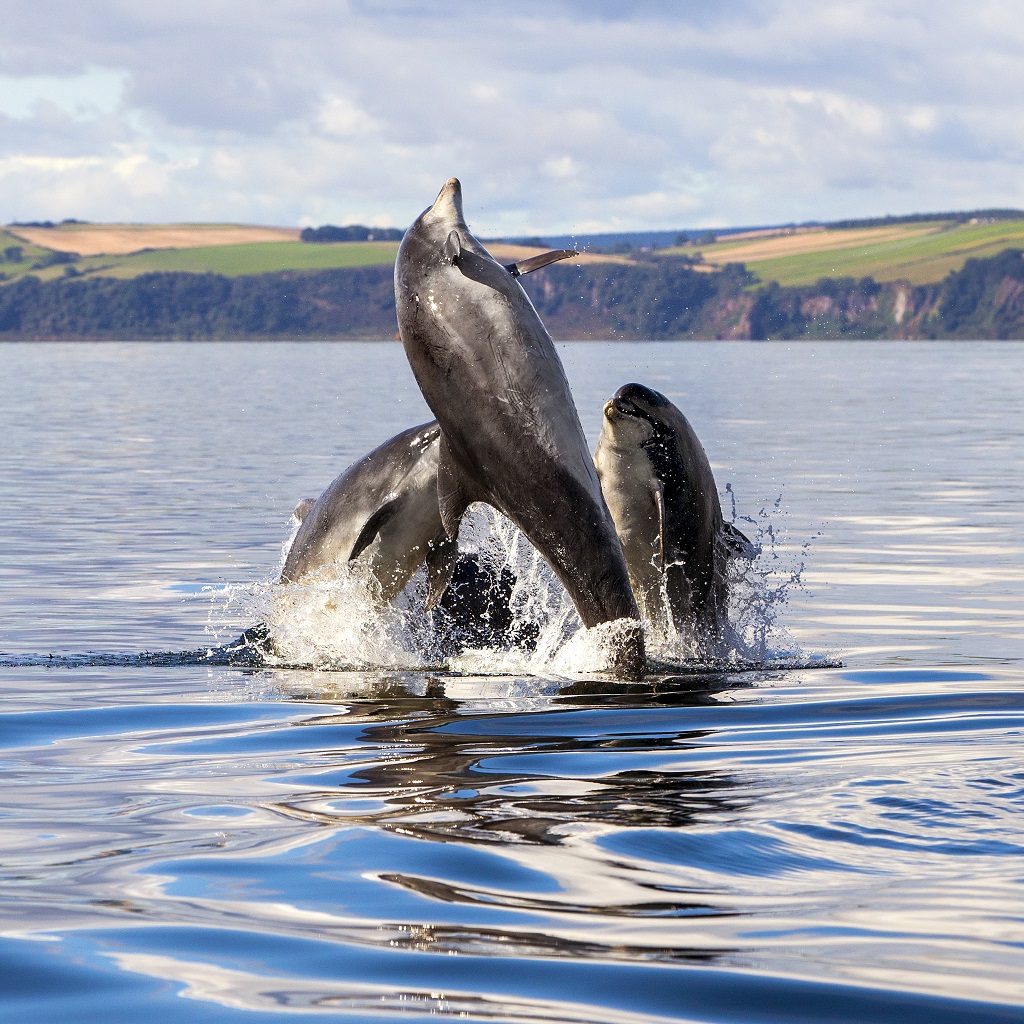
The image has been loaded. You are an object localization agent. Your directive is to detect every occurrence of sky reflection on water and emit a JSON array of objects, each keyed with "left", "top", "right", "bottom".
[{"left": 1, "top": 342, "right": 1024, "bottom": 1023}]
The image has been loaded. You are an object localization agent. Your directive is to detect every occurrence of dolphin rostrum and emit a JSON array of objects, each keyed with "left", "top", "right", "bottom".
[{"left": 395, "top": 178, "right": 644, "bottom": 676}]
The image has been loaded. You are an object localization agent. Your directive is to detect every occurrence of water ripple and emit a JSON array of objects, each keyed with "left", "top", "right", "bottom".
[{"left": 1, "top": 665, "right": 1023, "bottom": 1021}]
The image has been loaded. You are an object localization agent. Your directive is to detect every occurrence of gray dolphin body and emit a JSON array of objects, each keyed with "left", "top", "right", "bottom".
[
  {"left": 280, "top": 421, "right": 456, "bottom": 604},
  {"left": 594, "top": 383, "right": 756, "bottom": 646},
  {"left": 395, "top": 178, "right": 643, "bottom": 675}
]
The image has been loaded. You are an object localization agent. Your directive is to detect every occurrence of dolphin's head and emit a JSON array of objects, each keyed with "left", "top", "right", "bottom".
[
  {"left": 399, "top": 178, "right": 478, "bottom": 275},
  {"left": 608, "top": 383, "right": 673, "bottom": 419},
  {"left": 600, "top": 382, "right": 673, "bottom": 448}
]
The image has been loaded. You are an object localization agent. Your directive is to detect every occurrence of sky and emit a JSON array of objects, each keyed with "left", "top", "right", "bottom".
[{"left": 2, "top": 1, "right": 1023, "bottom": 234}]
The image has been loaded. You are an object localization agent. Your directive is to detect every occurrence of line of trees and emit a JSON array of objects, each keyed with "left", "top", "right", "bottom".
[
  {"left": 3, "top": 248, "right": 1024, "bottom": 339},
  {"left": 827, "top": 209, "right": 1024, "bottom": 230},
  {"left": 300, "top": 224, "right": 403, "bottom": 242}
]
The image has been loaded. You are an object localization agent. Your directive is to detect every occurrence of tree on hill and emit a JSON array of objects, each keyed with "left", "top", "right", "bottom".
[
  {"left": 300, "top": 224, "right": 403, "bottom": 242},
  {"left": 828, "top": 209, "right": 1024, "bottom": 230},
  {"left": 939, "top": 248, "right": 1024, "bottom": 337}
]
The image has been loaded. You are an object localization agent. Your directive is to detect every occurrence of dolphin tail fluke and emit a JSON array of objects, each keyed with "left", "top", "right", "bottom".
[
  {"left": 437, "top": 435, "right": 474, "bottom": 540},
  {"left": 424, "top": 528, "right": 459, "bottom": 612},
  {"left": 504, "top": 248, "right": 578, "bottom": 278}
]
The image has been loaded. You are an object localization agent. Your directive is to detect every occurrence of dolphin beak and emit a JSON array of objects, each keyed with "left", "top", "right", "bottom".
[{"left": 430, "top": 178, "right": 464, "bottom": 222}]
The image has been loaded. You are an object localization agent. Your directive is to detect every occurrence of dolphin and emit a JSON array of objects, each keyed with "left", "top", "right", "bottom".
[
  {"left": 395, "top": 178, "right": 644, "bottom": 676},
  {"left": 593, "top": 383, "right": 756, "bottom": 646},
  {"left": 280, "top": 421, "right": 457, "bottom": 606},
  {"left": 279, "top": 422, "right": 533, "bottom": 655}
]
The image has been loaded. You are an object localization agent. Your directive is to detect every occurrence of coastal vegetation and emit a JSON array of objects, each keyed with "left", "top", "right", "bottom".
[
  {"left": 3, "top": 212, "right": 1024, "bottom": 339},
  {"left": 3, "top": 247, "right": 1024, "bottom": 339}
]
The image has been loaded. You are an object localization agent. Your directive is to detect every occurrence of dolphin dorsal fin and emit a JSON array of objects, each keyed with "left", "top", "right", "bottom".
[
  {"left": 349, "top": 497, "right": 401, "bottom": 561},
  {"left": 444, "top": 230, "right": 462, "bottom": 265},
  {"left": 292, "top": 498, "right": 316, "bottom": 522},
  {"left": 721, "top": 521, "right": 760, "bottom": 560},
  {"left": 436, "top": 434, "right": 473, "bottom": 540},
  {"left": 504, "top": 248, "right": 578, "bottom": 277}
]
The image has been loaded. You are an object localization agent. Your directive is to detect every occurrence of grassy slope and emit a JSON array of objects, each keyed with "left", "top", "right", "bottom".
[
  {"left": 0, "top": 229, "right": 56, "bottom": 278},
  {"left": 667, "top": 219, "right": 1024, "bottom": 286},
  {"left": 76, "top": 240, "right": 400, "bottom": 278},
  {"left": 6, "top": 217, "right": 1024, "bottom": 289}
]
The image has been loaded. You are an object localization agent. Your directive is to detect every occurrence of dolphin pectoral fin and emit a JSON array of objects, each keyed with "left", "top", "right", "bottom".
[
  {"left": 437, "top": 436, "right": 473, "bottom": 540},
  {"left": 722, "top": 521, "right": 760, "bottom": 560},
  {"left": 424, "top": 529, "right": 458, "bottom": 612},
  {"left": 349, "top": 498, "right": 401, "bottom": 561},
  {"left": 504, "top": 248, "right": 578, "bottom": 278},
  {"left": 292, "top": 498, "right": 317, "bottom": 522},
  {"left": 444, "top": 230, "right": 462, "bottom": 265},
  {"left": 654, "top": 485, "right": 667, "bottom": 571}
]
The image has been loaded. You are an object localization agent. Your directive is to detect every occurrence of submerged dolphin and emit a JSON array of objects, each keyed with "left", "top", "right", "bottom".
[
  {"left": 395, "top": 178, "right": 644, "bottom": 676},
  {"left": 594, "top": 383, "right": 756, "bottom": 646},
  {"left": 281, "top": 421, "right": 457, "bottom": 605}
]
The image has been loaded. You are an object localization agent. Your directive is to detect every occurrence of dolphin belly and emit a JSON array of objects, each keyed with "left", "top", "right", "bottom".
[{"left": 395, "top": 179, "right": 643, "bottom": 674}]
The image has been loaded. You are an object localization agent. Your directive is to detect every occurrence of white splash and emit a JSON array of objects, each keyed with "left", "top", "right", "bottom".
[{"left": 207, "top": 497, "right": 813, "bottom": 676}]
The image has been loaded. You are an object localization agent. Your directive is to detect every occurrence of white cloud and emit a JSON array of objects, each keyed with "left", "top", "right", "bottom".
[
  {"left": 1, "top": 2, "right": 1024, "bottom": 230},
  {"left": 0, "top": 154, "right": 105, "bottom": 175},
  {"left": 905, "top": 106, "right": 938, "bottom": 132},
  {"left": 318, "top": 96, "right": 379, "bottom": 137},
  {"left": 542, "top": 156, "right": 579, "bottom": 179}
]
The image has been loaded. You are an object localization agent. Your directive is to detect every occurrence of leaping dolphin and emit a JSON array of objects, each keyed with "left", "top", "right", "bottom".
[{"left": 395, "top": 178, "right": 644, "bottom": 676}]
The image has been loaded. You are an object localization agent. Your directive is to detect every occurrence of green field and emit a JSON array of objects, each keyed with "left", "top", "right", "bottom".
[
  {"left": 665, "top": 219, "right": 1024, "bottom": 286},
  {"left": 75, "top": 240, "right": 401, "bottom": 279},
  {"left": 1, "top": 236, "right": 400, "bottom": 284},
  {"left": 0, "top": 229, "right": 60, "bottom": 279},
  {"left": 6, "top": 215, "right": 1024, "bottom": 289}
]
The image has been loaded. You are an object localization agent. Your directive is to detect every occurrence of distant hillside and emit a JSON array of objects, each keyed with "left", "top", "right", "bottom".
[
  {"left": 5, "top": 222, "right": 300, "bottom": 255},
  {"left": 662, "top": 217, "right": 1024, "bottom": 287},
  {"left": 4, "top": 246, "right": 1024, "bottom": 339},
  {"left": 9, "top": 210, "right": 1024, "bottom": 290},
  {"left": 502, "top": 225, "right": 787, "bottom": 252},
  {"left": 826, "top": 208, "right": 1024, "bottom": 230},
  {"left": 0, "top": 232, "right": 627, "bottom": 283}
]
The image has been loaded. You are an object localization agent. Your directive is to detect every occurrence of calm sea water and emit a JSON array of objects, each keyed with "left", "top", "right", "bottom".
[{"left": 1, "top": 341, "right": 1023, "bottom": 1023}]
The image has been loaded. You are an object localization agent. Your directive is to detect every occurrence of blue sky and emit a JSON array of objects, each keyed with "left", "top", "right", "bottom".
[{"left": 2, "top": 1, "right": 1022, "bottom": 233}]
